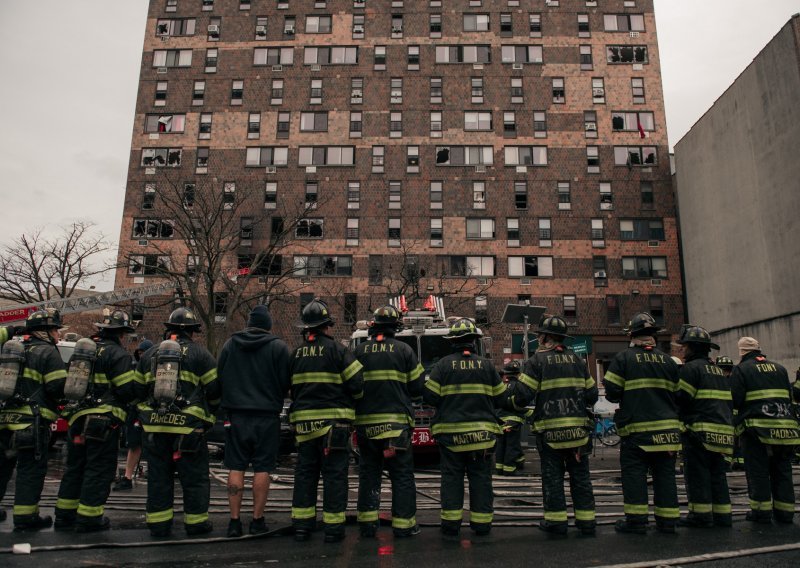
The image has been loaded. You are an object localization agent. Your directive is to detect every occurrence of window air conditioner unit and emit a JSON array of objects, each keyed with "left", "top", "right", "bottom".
[
  {"left": 255, "top": 26, "right": 267, "bottom": 35},
  {"left": 651, "top": 279, "right": 662, "bottom": 286},
  {"left": 266, "top": 166, "right": 277, "bottom": 173},
  {"left": 285, "top": 27, "right": 295, "bottom": 35},
  {"left": 138, "top": 240, "right": 149, "bottom": 246},
  {"left": 629, "top": 31, "right": 640, "bottom": 38},
  {"left": 311, "top": 64, "right": 322, "bottom": 71},
  {"left": 512, "top": 63, "right": 523, "bottom": 70},
  {"left": 271, "top": 64, "right": 283, "bottom": 72},
  {"left": 207, "top": 24, "right": 220, "bottom": 35},
  {"left": 156, "top": 67, "right": 168, "bottom": 74},
  {"left": 475, "top": 165, "right": 486, "bottom": 173},
  {"left": 355, "top": 0, "right": 365, "bottom": 3},
  {"left": 353, "top": 25, "right": 364, "bottom": 34},
  {"left": 594, "top": 270, "right": 607, "bottom": 279},
  {"left": 520, "top": 278, "right": 531, "bottom": 285},
  {"left": 592, "top": 88, "right": 605, "bottom": 97},
  {"left": 392, "top": 27, "right": 403, "bottom": 34},
  {"left": 300, "top": 276, "right": 311, "bottom": 284},
  {"left": 648, "top": 240, "right": 660, "bottom": 247},
  {"left": 477, "top": 277, "right": 489, "bottom": 285},
  {"left": 351, "top": 90, "right": 363, "bottom": 98},
  {"left": 585, "top": 123, "right": 597, "bottom": 131},
  {"left": 258, "top": 276, "right": 267, "bottom": 283}
]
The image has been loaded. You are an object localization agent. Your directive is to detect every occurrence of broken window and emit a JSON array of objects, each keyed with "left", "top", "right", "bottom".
[
  {"left": 435, "top": 146, "right": 493, "bottom": 166},
  {"left": 296, "top": 218, "right": 324, "bottom": 239},
  {"left": 606, "top": 45, "right": 648, "bottom": 64},
  {"left": 611, "top": 111, "right": 655, "bottom": 132},
  {"left": 142, "top": 183, "right": 156, "bottom": 210},
  {"left": 128, "top": 254, "right": 172, "bottom": 276},
  {"left": 183, "top": 183, "right": 196, "bottom": 209},
  {"left": 145, "top": 114, "right": 186, "bottom": 133},
  {"left": 223, "top": 182, "right": 236, "bottom": 210},
  {"left": 614, "top": 146, "right": 657, "bottom": 166},
  {"left": 141, "top": 148, "right": 182, "bottom": 167},
  {"left": 368, "top": 255, "right": 383, "bottom": 285}
]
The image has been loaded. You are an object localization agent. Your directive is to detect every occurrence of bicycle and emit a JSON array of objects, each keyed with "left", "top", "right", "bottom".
[{"left": 593, "top": 414, "right": 621, "bottom": 447}]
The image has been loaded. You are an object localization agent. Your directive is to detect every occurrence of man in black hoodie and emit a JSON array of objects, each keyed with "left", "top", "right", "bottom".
[{"left": 217, "top": 305, "right": 291, "bottom": 537}]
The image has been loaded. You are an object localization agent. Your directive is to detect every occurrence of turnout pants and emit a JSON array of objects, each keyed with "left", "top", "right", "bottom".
[
  {"left": 740, "top": 432, "right": 795, "bottom": 522},
  {"left": 537, "top": 437, "right": 595, "bottom": 528},
  {"left": 143, "top": 432, "right": 210, "bottom": 531},
  {"left": 681, "top": 435, "right": 731, "bottom": 523},
  {"left": 439, "top": 445, "right": 494, "bottom": 533},
  {"left": 0, "top": 426, "right": 50, "bottom": 525},
  {"left": 620, "top": 439, "right": 679, "bottom": 527},
  {"left": 495, "top": 426, "right": 524, "bottom": 474},
  {"left": 291, "top": 435, "right": 349, "bottom": 536},
  {"left": 55, "top": 419, "right": 120, "bottom": 527},
  {"left": 356, "top": 434, "right": 417, "bottom": 532}
]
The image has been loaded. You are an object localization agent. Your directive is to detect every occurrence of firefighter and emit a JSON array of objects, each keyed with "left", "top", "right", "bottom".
[
  {"left": 289, "top": 299, "right": 363, "bottom": 543},
  {"left": 354, "top": 305, "right": 425, "bottom": 538},
  {"left": 0, "top": 310, "right": 67, "bottom": 530},
  {"left": 603, "top": 312, "right": 681, "bottom": 534},
  {"left": 135, "top": 307, "right": 220, "bottom": 537},
  {"left": 423, "top": 318, "right": 506, "bottom": 537},
  {"left": 0, "top": 324, "right": 27, "bottom": 523},
  {"left": 675, "top": 326, "right": 733, "bottom": 528},
  {"left": 731, "top": 337, "right": 800, "bottom": 524},
  {"left": 716, "top": 356, "right": 745, "bottom": 470},
  {"left": 54, "top": 310, "right": 138, "bottom": 532},
  {"left": 217, "top": 305, "right": 291, "bottom": 538},
  {"left": 509, "top": 316, "right": 598, "bottom": 536},
  {"left": 494, "top": 361, "right": 532, "bottom": 476}
]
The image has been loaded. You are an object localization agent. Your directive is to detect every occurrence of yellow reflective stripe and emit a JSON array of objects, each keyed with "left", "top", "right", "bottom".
[
  {"left": 354, "top": 413, "right": 412, "bottom": 426},
  {"left": 585, "top": 377, "right": 596, "bottom": 389},
  {"left": 540, "top": 378, "right": 587, "bottom": 390},
  {"left": 44, "top": 369, "right": 67, "bottom": 383},
  {"left": 654, "top": 507, "right": 680, "bottom": 519},
  {"left": 357, "top": 510, "right": 379, "bottom": 522},
  {"left": 604, "top": 371, "right": 625, "bottom": 387},
  {"left": 111, "top": 370, "right": 136, "bottom": 387},
  {"left": 618, "top": 419, "right": 681, "bottom": 435},
  {"left": 68, "top": 406, "right": 127, "bottom": 426},
  {"left": 443, "top": 440, "right": 496, "bottom": 452},
  {"left": 441, "top": 509, "right": 463, "bottom": 521},
  {"left": 574, "top": 509, "right": 595, "bottom": 521},
  {"left": 323, "top": 511, "right": 345, "bottom": 525},
  {"left": 470, "top": 511, "right": 493, "bottom": 523},
  {"left": 695, "top": 389, "right": 732, "bottom": 400},
  {"left": 77, "top": 503, "right": 104, "bottom": 517},
  {"left": 296, "top": 425, "right": 331, "bottom": 443},
  {"left": 544, "top": 511, "right": 568, "bottom": 522},
  {"left": 745, "top": 389, "right": 790, "bottom": 401},
  {"left": 56, "top": 498, "right": 79, "bottom": 510},
  {"left": 688, "top": 503, "right": 712, "bottom": 513},
  {"left": 292, "top": 507, "right": 316, "bottom": 520},
  {"left": 3, "top": 406, "right": 57, "bottom": 421},
  {"left": 712, "top": 503, "right": 732, "bottom": 514},
  {"left": 687, "top": 422, "right": 734, "bottom": 435},
  {"left": 678, "top": 379, "right": 697, "bottom": 397},
  {"left": 625, "top": 378, "right": 677, "bottom": 392},
  {"left": 14, "top": 504, "right": 39, "bottom": 515},
  {"left": 533, "top": 417, "right": 588, "bottom": 430},
  {"left": 744, "top": 418, "right": 799, "bottom": 428},
  {"left": 432, "top": 421, "right": 502, "bottom": 435},
  {"left": 624, "top": 504, "right": 649, "bottom": 515},
  {"left": 0, "top": 327, "right": 8, "bottom": 343},
  {"left": 185, "top": 512, "right": 209, "bottom": 525},
  {"left": 392, "top": 516, "right": 417, "bottom": 529},
  {"left": 179, "top": 370, "right": 200, "bottom": 386},
  {"left": 546, "top": 437, "right": 590, "bottom": 449},
  {"left": 363, "top": 370, "right": 407, "bottom": 382},
  {"left": 408, "top": 364, "right": 425, "bottom": 382},
  {"left": 199, "top": 368, "right": 217, "bottom": 385},
  {"left": 440, "top": 384, "right": 496, "bottom": 396},
  {"left": 134, "top": 371, "right": 147, "bottom": 385},
  {"left": 142, "top": 425, "right": 195, "bottom": 434},
  {"left": 146, "top": 508, "right": 174, "bottom": 523},
  {"left": 341, "top": 360, "right": 363, "bottom": 382},
  {"left": 749, "top": 499, "right": 772, "bottom": 511},
  {"left": 492, "top": 382, "right": 507, "bottom": 396},
  {"left": 774, "top": 501, "right": 795, "bottom": 513},
  {"left": 183, "top": 405, "right": 214, "bottom": 423},
  {"left": 289, "top": 408, "right": 354, "bottom": 422},
  {"left": 518, "top": 373, "right": 539, "bottom": 391},
  {"left": 293, "top": 372, "right": 341, "bottom": 384},
  {"left": 92, "top": 374, "right": 111, "bottom": 385},
  {"left": 425, "top": 379, "right": 441, "bottom": 395}
]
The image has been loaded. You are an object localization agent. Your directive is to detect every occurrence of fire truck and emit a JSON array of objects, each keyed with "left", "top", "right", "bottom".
[{"left": 349, "top": 296, "right": 492, "bottom": 453}]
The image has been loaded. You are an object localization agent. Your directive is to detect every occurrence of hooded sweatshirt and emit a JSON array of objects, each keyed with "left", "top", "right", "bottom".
[{"left": 218, "top": 328, "right": 291, "bottom": 414}]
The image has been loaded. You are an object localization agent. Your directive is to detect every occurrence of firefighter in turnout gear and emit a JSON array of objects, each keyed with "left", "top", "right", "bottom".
[
  {"left": 509, "top": 316, "right": 598, "bottom": 536},
  {"left": 423, "top": 318, "right": 506, "bottom": 537},
  {"left": 54, "top": 311, "right": 139, "bottom": 532},
  {"left": 134, "top": 307, "right": 220, "bottom": 537},
  {"left": 0, "top": 310, "right": 67, "bottom": 530},
  {"left": 675, "top": 326, "right": 733, "bottom": 528},
  {"left": 289, "top": 299, "right": 364, "bottom": 543},
  {"left": 354, "top": 305, "right": 425, "bottom": 538},
  {"left": 494, "top": 360, "right": 532, "bottom": 476},
  {"left": 731, "top": 337, "right": 800, "bottom": 524},
  {"left": 603, "top": 312, "right": 681, "bottom": 534}
]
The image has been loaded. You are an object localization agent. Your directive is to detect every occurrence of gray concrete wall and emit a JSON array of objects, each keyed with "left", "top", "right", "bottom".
[{"left": 674, "top": 18, "right": 800, "bottom": 348}]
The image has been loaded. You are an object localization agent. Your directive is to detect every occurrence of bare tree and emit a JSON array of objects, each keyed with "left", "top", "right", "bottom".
[
  {"left": 0, "top": 222, "right": 113, "bottom": 304},
  {"left": 119, "top": 174, "right": 322, "bottom": 354}
]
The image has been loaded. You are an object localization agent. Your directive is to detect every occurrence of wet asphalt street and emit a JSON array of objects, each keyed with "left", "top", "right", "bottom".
[{"left": 1, "top": 443, "right": 799, "bottom": 567}]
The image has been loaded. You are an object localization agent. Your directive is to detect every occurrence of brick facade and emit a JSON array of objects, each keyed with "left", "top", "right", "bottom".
[{"left": 116, "top": 0, "right": 683, "bottom": 374}]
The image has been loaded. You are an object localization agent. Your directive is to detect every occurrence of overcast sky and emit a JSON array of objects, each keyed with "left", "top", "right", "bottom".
[{"left": 1, "top": 0, "right": 798, "bottom": 292}]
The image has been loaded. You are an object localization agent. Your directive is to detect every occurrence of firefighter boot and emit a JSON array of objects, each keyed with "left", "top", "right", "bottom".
[
  {"left": 614, "top": 516, "right": 648, "bottom": 534},
  {"left": 76, "top": 516, "right": 111, "bottom": 533},
  {"left": 538, "top": 520, "right": 568, "bottom": 537},
  {"left": 678, "top": 512, "right": 713, "bottom": 528}
]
